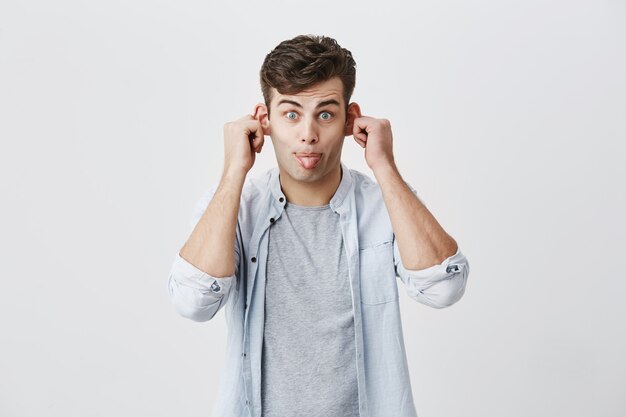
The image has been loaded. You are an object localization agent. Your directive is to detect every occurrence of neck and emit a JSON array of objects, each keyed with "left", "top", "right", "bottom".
[{"left": 279, "top": 164, "right": 343, "bottom": 207}]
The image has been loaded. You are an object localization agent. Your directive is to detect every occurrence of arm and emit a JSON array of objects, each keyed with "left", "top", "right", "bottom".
[
  {"left": 167, "top": 179, "right": 242, "bottom": 322},
  {"left": 167, "top": 113, "right": 266, "bottom": 321},
  {"left": 181, "top": 112, "right": 265, "bottom": 276},
  {"left": 374, "top": 163, "right": 469, "bottom": 309},
  {"left": 352, "top": 115, "right": 469, "bottom": 308},
  {"left": 179, "top": 171, "right": 246, "bottom": 278},
  {"left": 373, "top": 163, "right": 457, "bottom": 269}
]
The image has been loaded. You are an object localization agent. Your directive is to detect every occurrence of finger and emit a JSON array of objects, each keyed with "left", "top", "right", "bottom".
[
  {"left": 353, "top": 137, "right": 366, "bottom": 148},
  {"left": 248, "top": 123, "right": 264, "bottom": 152},
  {"left": 253, "top": 137, "right": 264, "bottom": 153},
  {"left": 246, "top": 120, "right": 263, "bottom": 141},
  {"left": 352, "top": 116, "right": 372, "bottom": 134},
  {"left": 353, "top": 130, "right": 367, "bottom": 144},
  {"left": 353, "top": 123, "right": 368, "bottom": 141}
]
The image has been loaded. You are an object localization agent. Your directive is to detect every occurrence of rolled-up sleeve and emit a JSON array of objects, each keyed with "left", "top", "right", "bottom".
[
  {"left": 168, "top": 252, "right": 237, "bottom": 322},
  {"left": 394, "top": 240, "right": 470, "bottom": 309},
  {"left": 167, "top": 184, "right": 239, "bottom": 322}
]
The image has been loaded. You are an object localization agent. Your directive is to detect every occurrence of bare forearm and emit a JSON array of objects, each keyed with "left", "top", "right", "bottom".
[
  {"left": 179, "top": 169, "right": 246, "bottom": 278},
  {"left": 373, "top": 163, "right": 457, "bottom": 270}
]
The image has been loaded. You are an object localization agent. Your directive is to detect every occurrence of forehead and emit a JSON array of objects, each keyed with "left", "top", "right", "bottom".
[{"left": 272, "top": 77, "right": 345, "bottom": 107}]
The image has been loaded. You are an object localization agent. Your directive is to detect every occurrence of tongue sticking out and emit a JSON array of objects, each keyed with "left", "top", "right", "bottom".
[{"left": 296, "top": 155, "right": 321, "bottom": 169}]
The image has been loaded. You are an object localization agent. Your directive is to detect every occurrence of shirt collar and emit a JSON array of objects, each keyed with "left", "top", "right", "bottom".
[{"left": 268, "top": 162, "right": 353, "bottom": 211}]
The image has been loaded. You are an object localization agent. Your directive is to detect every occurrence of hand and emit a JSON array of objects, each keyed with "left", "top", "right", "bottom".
[
  {"left": 223, "top": 114, "right": 265, "bottom": 176},
  {"left": 352, "top": 116, "right": 395, "bottom": 172}
]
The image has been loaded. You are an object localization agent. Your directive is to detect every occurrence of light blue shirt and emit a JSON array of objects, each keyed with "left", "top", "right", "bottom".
[{"left": 167, "top": 163, "right": 470, "bottom": 417}]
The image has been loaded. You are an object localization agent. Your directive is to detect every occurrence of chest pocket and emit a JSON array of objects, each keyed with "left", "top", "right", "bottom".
[{"left": 359, "top": 241, "right": 399, "bottom": 305}]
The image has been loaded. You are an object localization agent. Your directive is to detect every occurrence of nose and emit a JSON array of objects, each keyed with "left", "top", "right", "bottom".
[{"left": 300, "top": 117, "right": 319, "bottom": 144}]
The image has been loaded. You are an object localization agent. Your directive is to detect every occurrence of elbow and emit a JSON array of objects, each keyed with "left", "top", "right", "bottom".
[
  {"left": 173, "top": 301, "right": 217, "bottom": 322},
  {"left": 417, "top": 266, "right": 469, "bottom": 309},
  {"left": 421, "top": 281, "right": 467, "bottom": 308},
  {"left": 167, "top": 276, "right": 223, "bottom": 322}
]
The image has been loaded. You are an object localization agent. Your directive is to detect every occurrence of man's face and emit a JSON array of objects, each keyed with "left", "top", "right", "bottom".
[{"left": 257, "top": 77, "right": 359, "bottom": 189}]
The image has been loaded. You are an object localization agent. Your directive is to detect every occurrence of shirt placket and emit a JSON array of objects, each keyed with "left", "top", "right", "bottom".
[
  {"left": 337, "top": 205, "right": 370, "bottom": 417},
  {"left": 243, "top": 196, "right": 286, "bottom": 417}
]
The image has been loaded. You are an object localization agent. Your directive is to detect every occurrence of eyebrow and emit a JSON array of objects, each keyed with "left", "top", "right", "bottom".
[{"left": 276, "top": 99, "right": 341, "bottom": 109}]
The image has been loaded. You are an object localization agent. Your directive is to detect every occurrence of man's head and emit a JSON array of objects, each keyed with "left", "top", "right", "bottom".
[
  {"left": 258, "top": 34, "right": 357, "bottom": 116},
  {"left": 253, "top": 35, "right": 362, "bottom": 202}
]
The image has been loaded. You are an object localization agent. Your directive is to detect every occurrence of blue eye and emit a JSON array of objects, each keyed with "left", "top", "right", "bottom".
[
  {"left": 320, "top": 112, "right": 332, "bottom": 120},
  {"left": 287, "top": 112, "right": 297, "bottom": 120}
]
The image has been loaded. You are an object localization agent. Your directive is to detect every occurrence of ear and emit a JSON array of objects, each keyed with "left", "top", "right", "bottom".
[
  {"left": 253, "top": 103, "right": 271, "bottom": 136},
  {"left": 344, "top": 102, "right": 362, "bottom": 136}
]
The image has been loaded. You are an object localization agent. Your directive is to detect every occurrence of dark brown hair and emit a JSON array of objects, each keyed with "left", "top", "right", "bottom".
[{"left": 259, "top": 34, "right": 356, "bottom": 117}]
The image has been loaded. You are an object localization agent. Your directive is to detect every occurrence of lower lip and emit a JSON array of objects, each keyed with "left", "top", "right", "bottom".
[{"left": 295, "top": 154, "right": 321, "bottom": 169}]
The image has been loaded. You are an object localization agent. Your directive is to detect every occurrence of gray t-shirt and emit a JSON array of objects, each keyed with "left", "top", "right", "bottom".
[{"left": 261, "top": 202, "right": 359, "bottom": 417}]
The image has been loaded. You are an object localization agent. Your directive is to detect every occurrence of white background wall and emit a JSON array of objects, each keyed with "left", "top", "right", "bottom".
[{"left": 1, "top": 0, "right": 624, "bottom": 416}]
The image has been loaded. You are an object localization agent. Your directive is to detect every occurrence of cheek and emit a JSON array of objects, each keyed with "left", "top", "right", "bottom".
[
  {"left": 270, "top": 136, "right": 291, "bottom": 155},
  {"left": 327, "top": 129, "right": 346, "bottom": 145},
  {"left": 327, "top": 124, "right": 347, "bottom": 138}
]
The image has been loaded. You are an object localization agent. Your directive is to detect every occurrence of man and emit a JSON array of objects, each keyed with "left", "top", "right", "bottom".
[{"left": 168, "top": 34, "right": 470, "bottom": 417}]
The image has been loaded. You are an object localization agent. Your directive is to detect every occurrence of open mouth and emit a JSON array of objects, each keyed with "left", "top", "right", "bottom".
[{"left": 294, "top": 153, "right": 322, "bottom": 169}]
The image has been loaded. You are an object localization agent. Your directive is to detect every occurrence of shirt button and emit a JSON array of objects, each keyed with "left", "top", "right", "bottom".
[
  {"left": 446, "top": 264, "right": 460, "bottom": 273},
  {"left": 251, "top": 257, "right": 257, "bottom": 263},
  {"left": 242, "top": 352, "right": 246, "bottom": 357},
  {"left": 279, "top": 197, "right": 285, "bottom": 203},
  {"left": 269, "top": 217, "right": 275, "bottom": 224},
  {"left": 246, "top": 400, "right": 250, "bottom": 405}
]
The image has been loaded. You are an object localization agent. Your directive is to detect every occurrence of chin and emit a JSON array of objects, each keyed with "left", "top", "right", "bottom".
[
  {"left": 289, "top": 169, "right": 325, "bottom": 183},
  {"left": 283, "top": 163, "right": 327, "bottom": 183}
]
